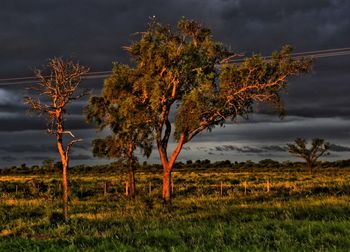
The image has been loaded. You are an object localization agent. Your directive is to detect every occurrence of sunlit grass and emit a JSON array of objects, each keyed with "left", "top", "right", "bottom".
[{"left": 1, "top": 168, "right": 350, "bottom": 250}]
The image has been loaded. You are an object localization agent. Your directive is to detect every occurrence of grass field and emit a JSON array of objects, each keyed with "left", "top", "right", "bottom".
[{"left": 1, "top": 167, "right": 350, "bottom": 251}]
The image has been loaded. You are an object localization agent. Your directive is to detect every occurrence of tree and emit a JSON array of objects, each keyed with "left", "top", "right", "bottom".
[
  {"left": 128, "top": 18, "right": 312, "bottom": 205},
  {"left": 287, "top": 138, "right": 330, "bottom": 174},
  {"left": 42, "top": 159, "right": 54, "bottom": 170},
  {"left": 24, "top": 58, "right": 89, "bottom": 221},
  {"left": 85, "top": 64, "right": 153, "bottom": 198},
  {"left": 104, "top": 17, "right": 311, "bottom": 206}
]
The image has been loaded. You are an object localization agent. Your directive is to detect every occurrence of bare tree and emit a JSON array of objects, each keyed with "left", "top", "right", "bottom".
[
  {"left": 287, "top": 138, "right": 330, "bottom": 174},
  {"left": 24, "top": 58, "right": 89, "bottom": 221}
]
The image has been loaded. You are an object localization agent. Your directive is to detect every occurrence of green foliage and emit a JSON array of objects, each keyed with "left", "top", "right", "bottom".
[
  {"left": 86, "top": 64, "right": 153, "bottom": 163},
  {"left": 126, "top": 18, "right": 311, "bottom": 144}
]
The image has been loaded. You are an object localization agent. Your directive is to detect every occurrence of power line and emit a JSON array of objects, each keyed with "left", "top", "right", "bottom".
[
  {"left": 1, "top": 47, "right": 350, "bottom": 87},
  {"left": 0, "top": 73, "right": 111, "bottom": 86},
  {"left": 227, "top": 47, "right": 350, "bottom": 62}
]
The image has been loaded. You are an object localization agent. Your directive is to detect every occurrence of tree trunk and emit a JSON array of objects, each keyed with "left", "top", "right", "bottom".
[
  {"left": 158, "top": 132, "right": 186, "bottom": 207},
  {"left": 57, "top": 133, "right": 69, "bottom": 222},
  {"left": 162, "top": 167, "right": 172, "bottom": 207},
  {"left": 62, "top": 159, "right": 69, "bottom": 222},
  {"left": 307, "top": 159, "right": 313, "bottom": 174},
  {"left": 127, "top": 143, "right": 136, "bottom": 198},
  {"left": 128, "top": 165, "right": 135, "bottom": 198}
]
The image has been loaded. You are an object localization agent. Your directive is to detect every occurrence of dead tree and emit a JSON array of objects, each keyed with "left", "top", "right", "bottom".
[{"left": 24, "top": 58, "right": 89, "bottom": 221}]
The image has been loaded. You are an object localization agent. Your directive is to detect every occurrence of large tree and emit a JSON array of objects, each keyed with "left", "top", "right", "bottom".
[
  {"left": 24, "top": 58, "right": 89, "bottom": 221},
  {"left": 100, "top": 17, "right": 311, "bottom": 205},
  {"left": 86, "top": 64, "right": 153, "bottom": 198},
  {"left": 287, "top": 138, "right": 330, "bottom": 174}
]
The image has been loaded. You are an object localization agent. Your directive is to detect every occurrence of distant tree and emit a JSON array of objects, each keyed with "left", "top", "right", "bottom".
[
  {"left": 106, "top": 17, "right": 311, "bottom": 206},
  {"left": 258, "top": 159, "right": 280, "bottom": 168},
  {"left": 42, "top": 159, "right": 54, "bottom": 170},
  {"left": 85, "top": 64, "right": 153, "bottom": 198},
  {"left": 287, "top": 138, "right": 330, "bottom": 174},
  {"left": 24, "top": 58, "right": 89, "bottom": 221},
  {"left": 54, "top": 161, "right": 63, "bottom": 171}
]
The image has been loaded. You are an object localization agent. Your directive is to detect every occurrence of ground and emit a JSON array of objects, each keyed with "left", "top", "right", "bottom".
[{"left": 1, "top": 167, "right": 350, "bottom": 251}]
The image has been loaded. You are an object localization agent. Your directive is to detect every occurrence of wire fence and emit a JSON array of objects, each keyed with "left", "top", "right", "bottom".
[{"left": 1, "top": 177, "right": 349, "bottom": 199}]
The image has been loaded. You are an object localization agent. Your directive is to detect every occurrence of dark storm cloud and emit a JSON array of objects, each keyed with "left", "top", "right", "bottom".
[
  {"left": 2, "top": 155, "right": 17, "bottom": 162},
  {"left": 0, "top": 89, "right": 17, "bottom": 103},
  {"left": 2, "top": 0, "right": 349, "bottom": 75},
  {"left": 0, "top": 144, "right": 56, "bottom": 153},
  {"left": 210, "top": 143, "right": 350, "bottom": 154},
  {"left": 211, "top": 144, "right": 286, "bottom": 153},
  {"left": 215, "top": 145, "right": 263, "bottom": 153},
  {"left": 0, "top": 142, "right": 90, "bottom": 153},
  {"left": 193, "top": 116, "right": 350, "bottom": 143},
  {"left": 223, "top": 0, "right": 342, "bottom": 23},
  {"left": 0, "top": 114, "right": 94, "bottom": 131},
  {"left": 0, "top": 142, "right": 91, "bottom": 154},
  {"left": 329, "top": 144, "right": 350, "bottom": 152},
  {"left": 70, "top": 154, "right": 93, "bottom": 161},
  {"left": 1, "top": 0, "right": 349, "bottom": 120},
  {"left": 220, "top": 0, "right": 350, "bottom": 50},
  {"left": 25, "top": 156, "right": 56, "bottom": 161}
]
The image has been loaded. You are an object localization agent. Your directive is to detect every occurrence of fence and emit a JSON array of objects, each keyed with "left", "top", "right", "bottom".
[{"left": 0, "top": 178, "right": 322, "bottom": 199}]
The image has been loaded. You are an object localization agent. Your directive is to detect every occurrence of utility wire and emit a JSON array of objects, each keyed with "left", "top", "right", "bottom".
[
  {"left": 227, "top": 47, "right": 350, "bottom": 62},
  {"left": 1, "top": 47, "right": 350, "bottom": 87}
]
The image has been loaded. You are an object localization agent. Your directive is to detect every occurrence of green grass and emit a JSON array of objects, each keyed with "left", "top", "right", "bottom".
[{"left": 1, "top": 168, "right": 350, "bottom": 251}]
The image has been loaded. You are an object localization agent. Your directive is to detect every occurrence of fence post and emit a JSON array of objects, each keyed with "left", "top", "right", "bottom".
[
  {"left": 104, "top": 182, "right": 107, "bottom": 196},
  {"left": 80, "top": 184, "right": 83, "bottom": 197},
  {"left": 15, "top": 185, "right": 18, "bottom": 195},
  {"left": 149, "top": 182, "right": 152, "bottom": 195},
  {"left": 266, "top": 179, "right": 270, "bottom": 193},
  {"left": 125, "top": 181, "right": 129, "bottom": 196},
  {"left": 171, "top": 180, "right": 174, "bottom": 194},
  {"left": 220, "top": 181, "right": 223, "bottom": 196},
  {"left": 243, "top": 181, "right": 247, "bottom": 195}
]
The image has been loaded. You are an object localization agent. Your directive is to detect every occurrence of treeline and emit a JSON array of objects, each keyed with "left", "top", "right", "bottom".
[{"left": 2, "top": 158, "right": 350, "bottom": 175}]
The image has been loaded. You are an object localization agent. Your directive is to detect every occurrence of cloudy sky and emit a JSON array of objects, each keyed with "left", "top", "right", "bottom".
[{"left": 1, "top": 0, "right": 350, "bottom": 167}]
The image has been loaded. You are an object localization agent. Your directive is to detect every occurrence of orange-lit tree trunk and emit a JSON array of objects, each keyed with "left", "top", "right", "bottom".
[
  {"left": 161, "top": 161, "right": 171, "bottom": 205},
  {"left": 158, "top": 130, "right": 186, "bottom": 207},
  {"left": 56, "top": 116, "right": 70, "bottom": 222},
  {"left": 61, "top": 156, "right": 69, "bottom": 221}
]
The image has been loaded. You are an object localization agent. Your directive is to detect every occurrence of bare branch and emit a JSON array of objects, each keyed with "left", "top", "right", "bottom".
[
  {"left": 62, "top": 131, "right": 76, "bottom": 138},
  {"left": 66, "top": 139, "right": 83, "bottom": 156}
]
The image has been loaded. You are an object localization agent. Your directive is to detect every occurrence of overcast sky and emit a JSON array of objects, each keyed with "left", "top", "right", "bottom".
[{"left": 1, "top": 0, "right": 350, "bottom": 167}]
